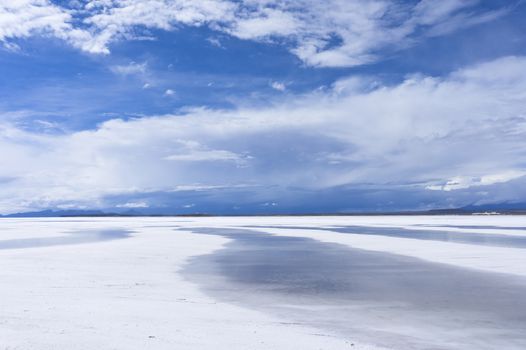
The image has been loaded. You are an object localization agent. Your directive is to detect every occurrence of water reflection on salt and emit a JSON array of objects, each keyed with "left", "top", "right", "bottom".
[
  {"left": 184, "top": 227, "right": 526, "bottom": 350},
  {"left": 244, "top": 224, "right": 526, "bottom": 248},
  {"left": 0, "top": 229, "right": 131, "bottom": 250}
]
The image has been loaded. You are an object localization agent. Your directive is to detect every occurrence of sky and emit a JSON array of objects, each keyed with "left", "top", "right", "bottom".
[{"left": 1, "top": 0, "right": 526, "bottom": 214}]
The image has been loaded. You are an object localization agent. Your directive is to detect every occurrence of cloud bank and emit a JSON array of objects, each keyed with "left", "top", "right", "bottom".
[
  {"left": 0, "top": 0, "right": 505, "bottom": 66},
  {"left": 1, "top": 56, "right": 525, "bottom": 212}
]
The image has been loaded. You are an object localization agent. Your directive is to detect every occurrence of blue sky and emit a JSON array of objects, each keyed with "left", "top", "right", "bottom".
[{"left": 1, "top": 0, "right": 526, "bottom": 214}]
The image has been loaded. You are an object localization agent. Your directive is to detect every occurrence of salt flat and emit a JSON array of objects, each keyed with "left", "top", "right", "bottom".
[{"left": 1, "top": 216, "right": 525, "bottom": 350}]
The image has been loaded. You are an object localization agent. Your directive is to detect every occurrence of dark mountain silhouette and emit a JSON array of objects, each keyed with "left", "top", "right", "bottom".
[{"left": 1, "top": 201, "right": 526, "bottom": 218}]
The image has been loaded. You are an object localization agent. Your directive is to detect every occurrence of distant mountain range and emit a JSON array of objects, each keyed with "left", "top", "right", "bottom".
[
  {"left": 1, "top": 202, "right": 526, "bottom": 217},
  {"left": 1, "top": 209, "right": 109, "bottom": 218}
]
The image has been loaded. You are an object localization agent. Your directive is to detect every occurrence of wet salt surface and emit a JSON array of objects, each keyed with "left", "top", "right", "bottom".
[
  {"left": 184, "top": 227, "right": 526, "bottom": 350},
  {"left": 0, "top": 229, "right": 131, "bottom": 250},
  {"left": 414, "top": 224, "right": 526, "bottom": 231},
  {"left": 244, "top": 225, "right": 526, "bottom": 248}
]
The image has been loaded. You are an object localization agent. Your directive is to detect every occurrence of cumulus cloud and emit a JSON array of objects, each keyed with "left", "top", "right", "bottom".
[
  {"left": 0, "top": 0, "right": 506, "bottom": 67},
  {"left": 79, "top": 0, "right": 235, "bottom": 54},
  {"left": 0, "top": 0, "right": 96, "bottom": 52},
  {"left": 0, "top": 56, "right": 525, "bottom": 212},
  {"left": 0, "top": 1, "right": 70, "bottom": 41},
  {"left": 270, "top": 81, "right": 286, "bottom": 91}
]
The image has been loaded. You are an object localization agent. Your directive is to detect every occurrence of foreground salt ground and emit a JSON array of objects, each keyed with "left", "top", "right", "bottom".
[{"left": 0, "top": 216, "right": 525, "bottom": 349}]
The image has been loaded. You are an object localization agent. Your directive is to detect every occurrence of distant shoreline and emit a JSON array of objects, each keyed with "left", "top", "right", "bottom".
[{"left": 2, "top": 210, "right": 526, "bottom": 218}]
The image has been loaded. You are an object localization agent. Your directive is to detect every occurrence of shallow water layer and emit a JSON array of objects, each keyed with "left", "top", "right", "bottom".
[
  {"left": 244, "top": 224, "right": 526, "bottom": 248},
  {"left": 183, "top": 227, "right": 526, "bottom": 350},
  {"left": 0, "top": 229, "right": 131, "bottom": 250},
  {"left": 414, "top": 224, "right": 526, "bottom": 231}
]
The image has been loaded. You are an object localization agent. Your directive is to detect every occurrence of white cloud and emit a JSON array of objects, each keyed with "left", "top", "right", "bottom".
[
  {"left": 0, "top": 0, "right": 97, "bottom": 53},
  {"left": 427, "top": 171, "right": 526, "bottom": 191},
  {"left": 164, "top": 89, "right": 175, "bottom": 96},
  {"left": 0, "top": 1, "right": 70, "bottom": 41},
  {"left": 164, "top": 140, "right": 246, "bottom": 163},
  {"left": 0, "top": 56, "right": 525, "bottom": 212},
  {"left": 224, "top": 0, "right": 506, "bottom": 67},
  {"left": 228, "top": 6, "right": 299, "bottom": 39},
  {"left": 116, "top": 201, "right": 149, "bottom": 208},
  {"left": 110, "top": 62, "right": 147, "bottom": 76},
  {"left": 81, "top": 0, "right": 235, "bottom": 54},
  {"left": 165, "top": 150, "right": 242, "bottom": 162},
  {"left": 270, "top": 81, "right": 286, "bottom": 91},
  {"left": 0, "top": 0, "right": 506, "bottom": 67},
  {"left": 206, "top": 37, "right": 223, "bottom": 48}
]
